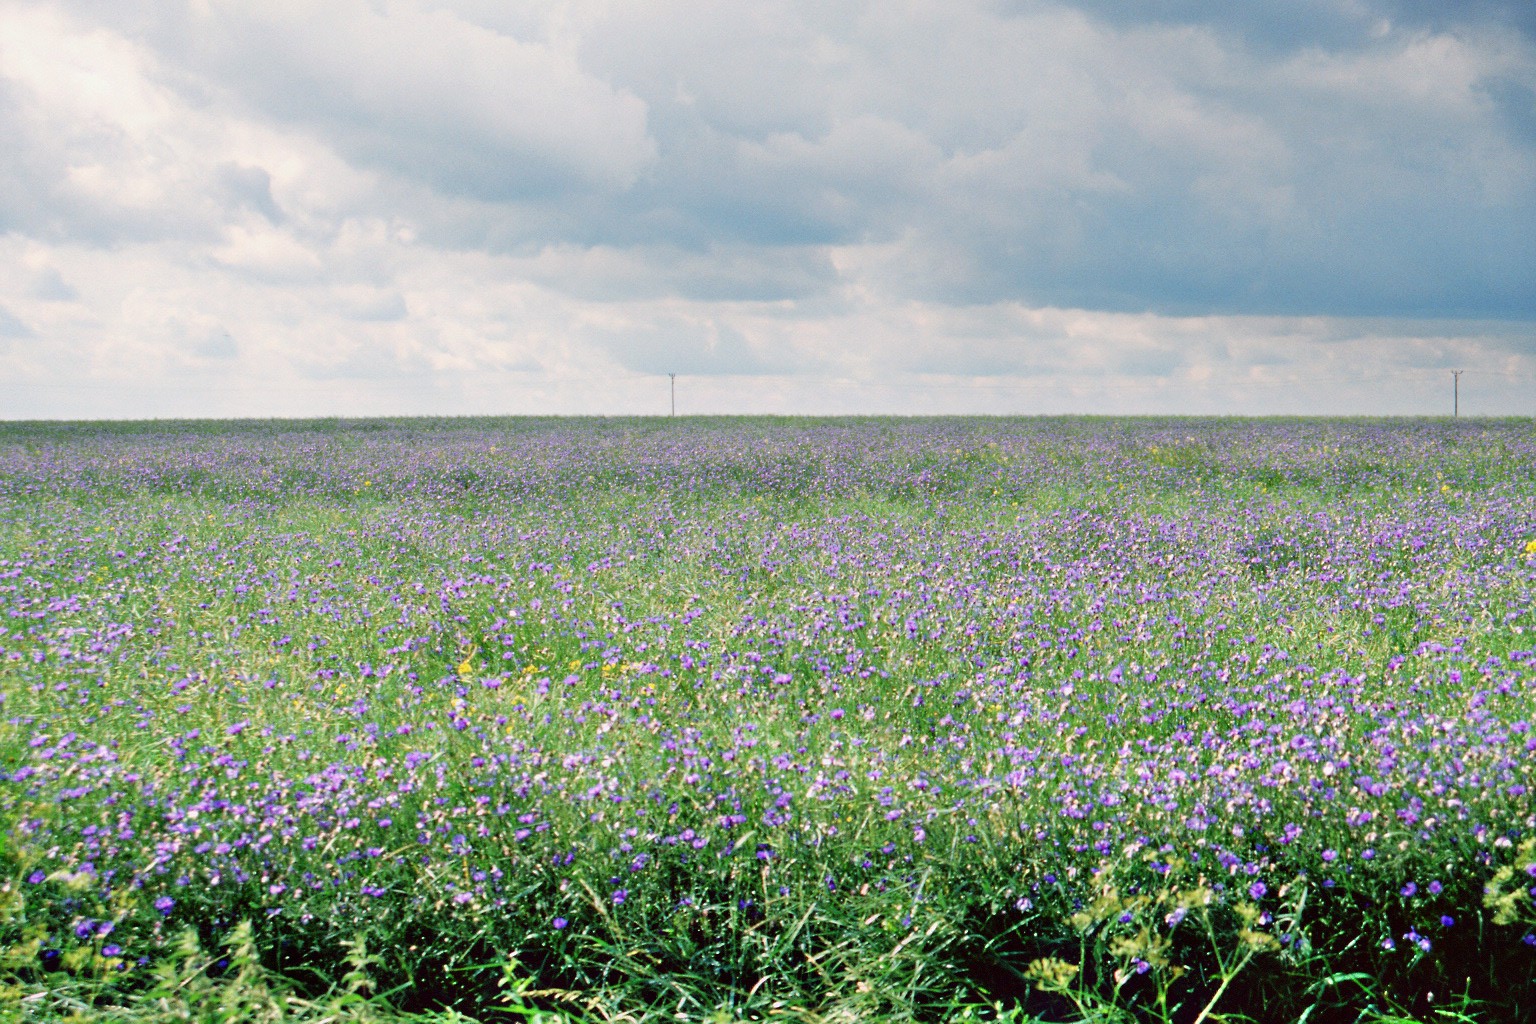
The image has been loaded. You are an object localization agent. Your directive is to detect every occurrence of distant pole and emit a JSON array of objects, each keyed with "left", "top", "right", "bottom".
[
  {"left": 1451, "top": 370, "right": 1463, "bottom": 418},
  {"left": 669, "top": 373, "right": 676, "bottom": 418}
]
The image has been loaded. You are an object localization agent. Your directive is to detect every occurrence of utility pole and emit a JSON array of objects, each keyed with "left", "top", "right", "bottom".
[
  {"left": 669, "top": 373, "right": 676, "bottom": 418},
  {"left": 1451, "top": 369, "right": 1463, "bottom": 419}
]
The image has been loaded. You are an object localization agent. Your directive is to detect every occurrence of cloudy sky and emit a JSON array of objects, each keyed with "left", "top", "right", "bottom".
[{"left": 2, "top": 0, "right": 1533, "bottom": 418}]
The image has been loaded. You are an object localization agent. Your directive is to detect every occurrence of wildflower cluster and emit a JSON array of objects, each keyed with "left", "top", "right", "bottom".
[{"left": 1, "top": 416, "right": 1534, "bottom": 1019}]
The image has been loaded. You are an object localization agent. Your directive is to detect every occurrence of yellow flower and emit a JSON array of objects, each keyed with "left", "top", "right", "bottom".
[
  {"left": 1524, "top": 538, "right": 1536, "bottom": 556},
  {"left": 1440, "top": 484, "right": 1451, "bottom": 494}
]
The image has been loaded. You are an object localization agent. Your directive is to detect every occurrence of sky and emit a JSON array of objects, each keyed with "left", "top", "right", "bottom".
[{"left": 1, "top": 0, "right": 1533, "bottom": 419}]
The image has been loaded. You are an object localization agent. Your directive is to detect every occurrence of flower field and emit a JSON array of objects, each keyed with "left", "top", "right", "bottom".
[{"left": 2, "top": 416, "right": 1535, "bottom": 1022}]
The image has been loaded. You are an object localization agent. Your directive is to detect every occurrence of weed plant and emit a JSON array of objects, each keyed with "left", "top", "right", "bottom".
[{"left": 1, "top": 416, "right": 1534, "bottom": 1022}]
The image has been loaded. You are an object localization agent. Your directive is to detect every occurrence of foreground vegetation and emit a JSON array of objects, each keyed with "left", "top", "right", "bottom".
[{"left": 2, "top": 416, "right": 1534, "bottom": 1022}]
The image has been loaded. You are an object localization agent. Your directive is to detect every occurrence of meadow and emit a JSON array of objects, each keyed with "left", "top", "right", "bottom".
[{"left": 1, "top": 416, "right": 1534, "bottom": 1023}]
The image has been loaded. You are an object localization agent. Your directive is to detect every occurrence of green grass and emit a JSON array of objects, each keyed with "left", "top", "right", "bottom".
[{"left": 1, "top": 416, "right": 1535, "bottom": 1022}]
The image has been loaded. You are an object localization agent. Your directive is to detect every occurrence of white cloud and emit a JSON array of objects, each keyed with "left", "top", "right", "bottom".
[
  {"left": 0, "top": 0, "right": 1532, "bottom": 418},
  {"left": 154, "top": 0, "right": 656, "bottom": 195},
  {"left": 0, "top": 304, "right": 34, "bottom": 338}
]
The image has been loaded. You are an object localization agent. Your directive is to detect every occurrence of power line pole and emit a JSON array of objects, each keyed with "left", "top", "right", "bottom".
[
  {"left": 1451, "top": 369, "right": 1463, "bottom": 419},
  {"left": 669, "top": 373, "right": 676, "bottom": 418}
]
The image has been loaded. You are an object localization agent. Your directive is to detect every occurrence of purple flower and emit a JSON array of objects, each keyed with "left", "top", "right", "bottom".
[
  {"left": 611, "top": 889, "right": 627, "bottom": 905},
  {"left": 1440, "top": 916, "right": 1455, "bottom": 928},
  {"left": 102, "top": 944, "right": 122, "bottom": 958},
  {"left": 553, "top": 917, "right": 568, "bottom": 930},
  {"left": 27, "top": 870, "right": 46, "bottom": 885},
  {"left": 1248, "top": 882, "right": 1267, "bottom": 900},
  {"left": 154, "top": 896, "right": 174, "bottom": 915}
]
